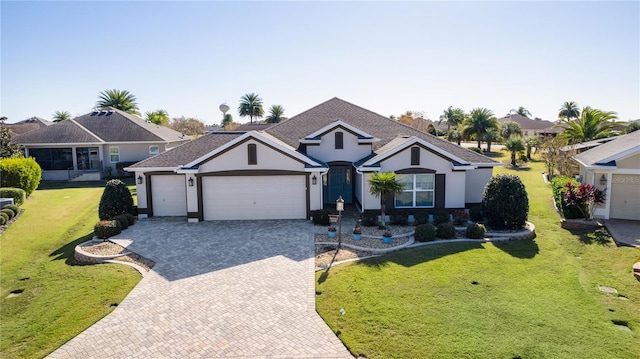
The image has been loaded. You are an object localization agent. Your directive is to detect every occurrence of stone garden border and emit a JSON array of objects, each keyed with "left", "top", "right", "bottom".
[{"left": 74, "top": 238, "right": 150, "bottom": 276}]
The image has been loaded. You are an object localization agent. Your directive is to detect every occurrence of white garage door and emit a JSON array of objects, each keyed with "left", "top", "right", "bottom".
[
  {"left": 203, "top": 176, "right": 306, "bottom": 220},
  {"left": 151, "top": 175, "right": 187, "bottom": 216},
  {"left": 610, "top": 174, "right": 640, "bottom": 220}
]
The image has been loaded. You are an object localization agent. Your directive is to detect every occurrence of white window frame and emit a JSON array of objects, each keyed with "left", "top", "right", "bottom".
[
  {"left": 149, "top": 145, "right": 160, "bottom": 156},
  {"left": 395, "top": 174, "right": 435, "bottom": 208},
  {"left": 109, "top": 146, "right": 120, "bottom": 163}
]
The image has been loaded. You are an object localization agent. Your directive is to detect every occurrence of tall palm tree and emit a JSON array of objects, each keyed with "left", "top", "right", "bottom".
[
  {"left": 52, "top": 111, "right": 71, "bottom": 122},
  {"left": 368, "top": 172, "right": 405, "bottom": 229},
  {"left": 512, "top": 106, "right": 531, "bottom": 118},
  {"left": 505, "top": 136, "right": 525, "bottom": 166},
  {"left": 238, "top": 93, "right": 264, "bottom": 124},
  {"left": 145, "top": 109, "right": 169, "bottom": 125},
  {"left": 462, "top": 107, "right": 498, "bottom": 149},
  {"left": 265, "top": 104, "right": 287, "bottom": 123},
  {"left": 559, "top": 107, "right": 618, "bottom": 144},
  {"left": 439, "top": 106, "right": 465, "bottom": 131},
  {"left": 96, "top": 89, "right": 140, "bottom": 115},
  {"left": 500, "top": 121, "right": 522, "bottom": 139},
  {"left": 558, "top": 101, "right": 580, "bottom": 121}
]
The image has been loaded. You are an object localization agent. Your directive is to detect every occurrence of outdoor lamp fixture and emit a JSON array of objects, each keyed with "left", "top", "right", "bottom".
[
  {"left": 336, "top": 196, "right": 344, "bottom": 212},
  {"left": 336, "top": 196, "right": 344, "bottom": 248},
  {"left": 600, "top": 174, "right": 607, "bottom": 185},
  {"left": 137, "top": 175, "right": 143, "bottom": 184},
  {"left": 188, "top": 177, "right": 194, "bottom": 187},
  {"left": 312, "top": 175, "right": 317, "bottom": 185}
]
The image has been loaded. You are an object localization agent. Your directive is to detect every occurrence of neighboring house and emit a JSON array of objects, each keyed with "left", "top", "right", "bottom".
[
  {"left": 497, "top": 114, "right": 561, "bottom": 137},
  {"left": 127, "top": 98, "right": 501, "bottom": 222},
  {"left": 233, "top": 123, "right": 275, "bottom": 131},
  {"left": 573, "top": 130, "right": 640, "bottom": 220},
  {"left": 14, "top": 108, "right": 191, "bottom": 181},
  {"left": 561, "top": 136, "right": 621, "bottom": 153},
  {"left": 5, "top": 117, "right": 52, "bottom": 136}
]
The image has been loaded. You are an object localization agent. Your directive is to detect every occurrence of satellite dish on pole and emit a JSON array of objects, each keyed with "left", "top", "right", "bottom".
[{"left": 219, "top": 103, "right": 229, "bottom": 114}]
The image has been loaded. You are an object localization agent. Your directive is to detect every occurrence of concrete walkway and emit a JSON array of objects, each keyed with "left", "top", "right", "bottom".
[
  {"left": 604, "top": 219, "right": 640, "bottom": 247},
  {"left": 48, "top": 218, "right": 352, "bottom": 359}
]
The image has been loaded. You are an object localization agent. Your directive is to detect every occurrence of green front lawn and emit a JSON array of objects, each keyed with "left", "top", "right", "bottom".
[
  {"left": 0, "top": 180, "right": 141, "bottom": 359},
  {"left": 316, "top": 151, "right": 640, "bottom": 358}
]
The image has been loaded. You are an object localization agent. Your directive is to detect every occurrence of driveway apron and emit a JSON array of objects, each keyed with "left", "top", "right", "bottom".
[{"left": 47, "top": 218, "right": 352, "bottom": 358}]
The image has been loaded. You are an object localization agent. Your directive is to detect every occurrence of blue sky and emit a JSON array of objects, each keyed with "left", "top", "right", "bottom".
[{"left": 2, "top": 1, "right": 638, "bottom": 125}]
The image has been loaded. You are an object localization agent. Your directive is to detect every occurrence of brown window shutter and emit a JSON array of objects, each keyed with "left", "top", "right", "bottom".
[
  {"left": 435, "top": 173, "right": 445, "bottom": 208},
  {"left": 248, "top": 144, "right": 257, "bottom": 165},
  {"left": 411, "top": 147, "right": 420, "bottom": 166}
]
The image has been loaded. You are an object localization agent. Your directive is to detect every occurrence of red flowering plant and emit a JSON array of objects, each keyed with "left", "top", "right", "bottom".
[{"left": 563, "top": 181, "right": 606, "bottom": 220}]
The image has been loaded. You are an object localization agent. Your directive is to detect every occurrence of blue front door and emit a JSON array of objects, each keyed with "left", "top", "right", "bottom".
[{"left": 324, "top": 166, "right": 353, "bottom": 204}]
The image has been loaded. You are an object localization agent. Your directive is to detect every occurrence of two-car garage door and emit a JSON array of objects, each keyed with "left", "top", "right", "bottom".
[{"left": 202, "top": 175, "right": 306, "bottom": 220}]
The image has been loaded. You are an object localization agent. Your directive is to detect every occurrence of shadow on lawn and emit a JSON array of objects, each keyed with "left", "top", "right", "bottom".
[
  {"left": 575, "top": 228, "right": 612, "bottom": 246},
  {"left": 358, "top": 241, "right": 486, "bottom": 268},
  {"left": 49, "top": 233, "right": 94, "bottom": 265},
  {"left": 491, "top": 239, "right": 540, "bottom": 259}
]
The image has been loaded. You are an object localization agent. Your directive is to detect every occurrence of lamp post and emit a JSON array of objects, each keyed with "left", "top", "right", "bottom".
[{"left": 336, "top": 196, "right": 344, "bottom": 248}]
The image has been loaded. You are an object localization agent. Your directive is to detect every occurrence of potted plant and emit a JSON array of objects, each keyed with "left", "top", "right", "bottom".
[
  {"left": 352, "top": 226, "right": 362, "bottom": 241},
  {"left": 327, "top": 225, "right": 337, "bottom": 238},
  {"left": 382, "top": 229, "right": 393, "bottom": 244}
]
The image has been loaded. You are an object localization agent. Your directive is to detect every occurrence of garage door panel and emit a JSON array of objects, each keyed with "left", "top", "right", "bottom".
[
  {"left": 203, "top": 176, "right": 306, "bottom": 220},
  {"left": 151, "top": 175, "right": 187, "bottom": 216},
  {"left": 610, "top": 175, "right": 640, "bottom": 220}
]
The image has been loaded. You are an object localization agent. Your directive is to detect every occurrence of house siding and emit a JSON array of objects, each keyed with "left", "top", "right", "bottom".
[
  {"left": 465, "top": 168, "right": 493, "bottom": 205},
  {"left": 199, "top": 139, "right": 304, "bottom": 173},
  {"left": 307, "top": 129, "right": 371, "bottom": 163}
]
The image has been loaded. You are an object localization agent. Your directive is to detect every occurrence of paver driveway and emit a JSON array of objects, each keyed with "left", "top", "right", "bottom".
[{"left": 48, "top": 218, "right": 352, "bottom": 358}]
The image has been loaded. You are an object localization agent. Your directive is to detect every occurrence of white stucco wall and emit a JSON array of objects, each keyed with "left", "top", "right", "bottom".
[
  {"left": 446, "top": 171, "right": 467, "bottom": 208},
  {"left": 616, "top": 153, "right": 640, "bottom": 169},
  {"left": 309, "top": 171, "right": 324, "bottom": 213},
  {"left": 199, "top": 139, "right": 304, "bottom": 173},
  {"left": 465, "top": 168, "right": 493, "bottom": 204},
  {"left": 135, "top": 171, "right": 149, "bottom": 218},
  {"left": 379, "top": 147, "right": 452, "bottom": 173},
  {"left": 306, "top": 129, "right": 372, "bottom": 163}
]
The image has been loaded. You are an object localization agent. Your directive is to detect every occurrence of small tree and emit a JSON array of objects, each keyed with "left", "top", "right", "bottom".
[
  {"left": 98, "top": 179, "right": 134, "bottom": 220},
  {"left": 368, "top": 172, "right": 405, "bottom": 229},
  {"left": 0, "top": 157, "right": 42, "bottom": 197},
  {"left": 524, "top": 136, "right": 540, "bottom": 160},
  {"left": 563, "top": 182, "right": 605, "bottom": 220},
  {"left": 504, "top": 136, "right": 525, "bottom": 167},
  {"left": 0, "top": 118, "right": 24, "bottom": 158},
  {"left": 481, "top": 174, "right": 529, "bottom": 230}
]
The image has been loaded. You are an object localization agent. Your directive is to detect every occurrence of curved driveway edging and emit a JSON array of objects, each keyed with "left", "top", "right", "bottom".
[{"left": 74, "top": 239, "right": 150, "bottom": 277}]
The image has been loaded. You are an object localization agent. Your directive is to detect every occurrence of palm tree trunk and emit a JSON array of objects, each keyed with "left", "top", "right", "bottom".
[
  {"left": 380, "top": 193, "right": 387, "bottom": 228},
  {"left": 487, "top": 141, "right": 492, "bottom": 152},
  {"left": 511, "top": 151, "right": 517, "bottom": 166}
]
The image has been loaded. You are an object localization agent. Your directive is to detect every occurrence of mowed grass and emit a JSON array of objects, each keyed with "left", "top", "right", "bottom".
[
  {"left": 316, "top": 151, "right": 640, "bottom": 359},
  {"left": 0, "top": 180, "right": 141, "bottom": 359}
]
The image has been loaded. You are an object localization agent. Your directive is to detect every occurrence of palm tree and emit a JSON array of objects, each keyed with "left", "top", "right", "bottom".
[
  {"left": 462, "top": 107, "right": 498, "bottom": 149},
  {"left": 500, "top": 121, "right": 522, "bottom": 139},
  {"left": 558, "top": 107, "right": 618, "bottom": 144},
  {"left": 446, "top": 128, "right": 463, "bottom": 145},
  {"left": 368, "top": 172, "right": 405, "bottom": 229},
  {"left": 558, "top": 101, "right": 580, "bottom": 121},
  {"left": 145, "top": 109, "right": 169, "bottom": 125},
  {"left": 221, "top": 113, "right": 233, "bottom": 128},
  {"left": 439, "top": 106, "right": 465, "bottom": 131},
  {"left": 625, "top": 122, "right": 640, "bottom": 134},
  {"left": 505, "top": 136, "right": 525, "bottom": 167},
  {"left": 524, "top": 136, "right": 540, "bottom": 160},
  {"left": 512, "top": 106, "right": 531, "bottom": 118},
  {"left": 238, "top": 93, "right": 264, "bottom": 124},
  {"left": 481, "top": 128, "right": 501, "bottom": 152},
  {"left": 52, "top": 111, "right": 71, "bottom": 122},
  {"left": 96, "top": 89, "right": 140, "bottom": 115},
  {"left": 265, "top": 104, "right": 287, "bottom": 123}
]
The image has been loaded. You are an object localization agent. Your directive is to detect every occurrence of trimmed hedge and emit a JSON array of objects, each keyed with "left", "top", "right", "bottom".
[
  {"left": 481, "top": 174, "right": 529, "bottom": 230},
  {"left": 1, "top": 208, "right": 15, "bottom": 220},
  {"left": 414, "top": 223, "right": 436, "bottom": 242},
  {"left": 550, "top": 176, "right": 584, "bottom": 219},
  {"left": 433, "top": 210, "right": 450, "bottom": 225},
  {"left": 111, "top": 215, "right": 129, "bottom": 230},
  {"left": 469, "top": 206, "right": 482, "bottom": 222},
  {"left": 98, "top": 179, "right": 134, "bottom": 220},
  {"left": 414, "top": 212, "right": 430, "bottom": 225},
  {"left": 2, "top": 204, "right": 19, "bottom": 214},
  {"left": 0, "top": 187, "right": 26, "bottom": 206},
  {"left": 391, "top": 212, "right": 408, "bottom": 225},
  {"left": 0, "top": 157, "right": 42, "bottom": 197},
  {"left": 436, "top": 223, "right": 456, "bottom": 239},
  {"left": 0, "top": 212, "right": 8, "bottom": 224},
  {"left": 466, "top": 223, "right": 486, "bottom": 239},
  {"left": 123, "top": 213, "right": 136, "bottom": 226},
  {"left": 94, "top": 220, "right": 122, "bottom": 239}
]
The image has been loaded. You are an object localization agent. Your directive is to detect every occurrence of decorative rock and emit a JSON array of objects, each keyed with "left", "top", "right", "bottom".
[{"left": 598, "top": 286, "right": 618, "bottom": 294}]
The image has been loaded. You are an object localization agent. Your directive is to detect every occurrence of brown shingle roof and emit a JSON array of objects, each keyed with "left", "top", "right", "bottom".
[
  {"left": 6, "top": 117, "right": 52, "bottom": 135},
  {"left": 14, "top": 119, "right": 102, "bottom": 144}
]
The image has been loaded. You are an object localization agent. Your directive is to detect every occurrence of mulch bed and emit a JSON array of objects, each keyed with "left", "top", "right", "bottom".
[{"left": 81, "top": 240, "right": 155, "bottom": 271}]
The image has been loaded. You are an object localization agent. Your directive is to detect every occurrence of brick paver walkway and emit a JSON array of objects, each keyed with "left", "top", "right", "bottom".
[{"left": 47, "top": 218, "right": 352, "bottom": 358}]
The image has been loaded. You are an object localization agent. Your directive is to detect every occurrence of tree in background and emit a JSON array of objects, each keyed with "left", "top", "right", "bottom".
[
  {"left": 481, "top": 127, "right": 501, "bottom": 152},
  {"left": 558, "top": 107, "right": 618, "bottom": 144},
  {"left": 145, "top": 109, "right": 169, "bottom": 126},
  {"left": 524, "top": 136, "right": 540, "bottom": 160},
  {"left": 511, "top": 106, "right": 531, "bottom": 118},
  {"left": 439, "top": 106, "right": 465, "bottom": 131},
  {"left": 238, "top": 93, "right": 264, "bottom": 124},
  {"left": 558, "top": 101, "right": 580, "bottom": 121},
  {"left": 169, "top": 117, "right": 206, "bottom": 136},
  {"left": 265, "top": 105, "right": 287, "bottom": 123},
  {"left": 446, "top": 128, "right": 463, "bottom": 145},
  {"left": 462, "top": 108, "right": 498, "bottom": 149},
  {"left": 0, "top": 117, "right": 23, "bottom": 158},
  {"left": 504, "top": 136, "right": 525, "bottom": 166},
  {"left": 624, "top": 121, "right": 640, "bottom": 134},
  {"left": 368, "top": 172, "right": 405, "bottom": 229},
  {"left": 221, "top": 113, "right": 234, "bottom": 128},
  {"left": 96, "top": 89, "right": 140, "bottom": 115},
  {"left": 500, "top": 121, "right": 522, "bottom": 139},
  {"left": 52, "top": 111, "right": 71, "bottom": 122}
]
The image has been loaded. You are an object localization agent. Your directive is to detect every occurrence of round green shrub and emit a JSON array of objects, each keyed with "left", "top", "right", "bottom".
[
  {"left": 0, "top": 208, "right": 15, "bottom": 220},
  {"left": 0, "top": 187, "right": 26, "bottom": 206},
  {"left": 94, "top": 220, "right": 122, "bottom": 239},
  {"left": 0, "top": 212, "right": 8, "bottom": 224},
  {"left": 436, "top": 223, "right": 456, "bottom": 239},
  {"left": 414, "top": 223, "right": 436, "bottom": 242},
  {"left": 124, "top": 213, "right": 136, "bottom": 226},
  {"left": 391, "top": 212, "right": 408, "bottom": 225},
  {"left": 2, "top": 204, "right": 19, "bottom": 214},
  {"left": 481, "top": 174, "right": 529, "bottom": 230},
  {"left": 311, "top": 209, "right": 331, "bottom": 226},
  {"left": 466, "top": 223, "right": 486, "bottom": 239},
  {"left": 413, "top": 212, "right": 430, "bottom": 225},
  {"left": 469, "top": 206, "right": 482, "bottom": 222},
  {"left": 98, "top": 179, "right": 134, "bottom": 220},
  {"left": 111, "top": 215, "right": 129, "bottom": 230},
  {"left": 469, "top": 147, "right": 483, "bottom": 154},
  {"left": 433, "top": 210, "right": 450, "bottom": 225},
  {"left": 0, "top": 157, "right": 42, "bottom": 197}
]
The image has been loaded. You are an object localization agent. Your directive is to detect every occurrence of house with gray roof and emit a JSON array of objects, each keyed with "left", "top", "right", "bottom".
[
  {"left": 5, "top": 117, "right": 52, "bottom": 136},
  {"left": 497, "top": 114, "right": 561, "bottom": 137},
  {"left": 14, "top": 108, "right": 190, "bottom": 181},
  {"left": 127, "top": 98, "right": 501, "bottom": 222},
  {"left": 573, "top": 130, "right": 640, "bottom": 220}
]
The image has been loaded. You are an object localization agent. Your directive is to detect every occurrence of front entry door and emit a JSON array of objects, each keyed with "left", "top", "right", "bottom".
[{"left": 324, "top": 166, "right": 353, "bottom": 204}]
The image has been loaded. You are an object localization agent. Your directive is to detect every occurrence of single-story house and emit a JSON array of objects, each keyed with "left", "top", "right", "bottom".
[
  {"left": 14, "top": 108, "right": 191, "bottom": 181},
  {"left": 127, "top": 98, "right": 502, "bottom": 222},
  {"left": 497, "top": 114, "right": 561, "bottom": 137},
  {"left": 573, "top": 130, "right": 640, "bottom": 220},
  {"left": 6, "top": 117, "right": 52, "bottom": 136}
]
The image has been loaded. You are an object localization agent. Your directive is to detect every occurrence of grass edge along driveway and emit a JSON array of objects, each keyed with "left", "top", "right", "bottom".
[
  {"left": 0, "top": 181, "right": 141, "bottom": 359},
  {"left": 316, "top": 151, "right": 640, "bottom": 359}
]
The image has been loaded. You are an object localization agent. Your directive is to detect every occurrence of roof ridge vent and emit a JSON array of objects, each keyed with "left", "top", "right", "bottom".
[
  {"left": 90, "top": 111, "right": 99, "bottom": 116},
  {"left": 107, "top": 110, "right": 114, "bottom": 116}
]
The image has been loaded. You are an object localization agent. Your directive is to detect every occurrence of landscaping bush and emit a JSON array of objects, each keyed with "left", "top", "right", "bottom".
[
  {"left": 436, "top": 223, "right": 457, "bottom": 239},
  {"left": 0, "top": 187, "right": 26, "bottom": 206},
  {"left": 1, "top": 208, "right": 15, "bottom": 220},
  {"left": 311, "top": 209, "right": 331, "bottom": 226},
  {"left": 414, "top": 223, "right": 436, "bottom": 242},
  {"left": 466, "top": 223, "right": 486, "bottom": 239},
  {"left": 551, "top": 176, "right": 584, "bottom": 219},
  {"left": 0, "top": 157, "right": 42, "bottom": 197},
  {"left": 94, "top": 220, "right": 122, "bottom": 239},
  {"left": 433, "top": 210, "right": 450, "bottom": 225},
  {"left": 0, "top": 212, "right": 8, "bottom": 224},
  {"left": 2, "top": 204, "right": 19, "bottom": 214},
  {"left": 414, "top": 212, "right": 430, "bottom": 225},
  {"left": 111, "top": 215, "right": 129, "bottom": 230},
  {"left": 115, "top": 161, "right": 138, "bottom": 177},
  {"left": 98, "top": 179, "right": 134, "bottom": 220},
  {"left": 0, "top": 215, "right": 6, "bottom": 225},
  {"left": 123, "top": 212, "right": 136, "bottom": 226},
  {"left": 391, "top": 212, "right": 408, "bottom": 225},
  {"left": 469, "top": 206, "right": 482, "bottom": 222},
  {"left": 452, "top": 209, "right": 469, "bottom": 225},
  {"left": 361, "top": 211, "right": 378, "bottom": 227},
  {"left": 481, "top": 174, "right": 529, "bottom": 230},
  {"left": 469, "top": 147, "right": 483, "bottom": 154}
]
